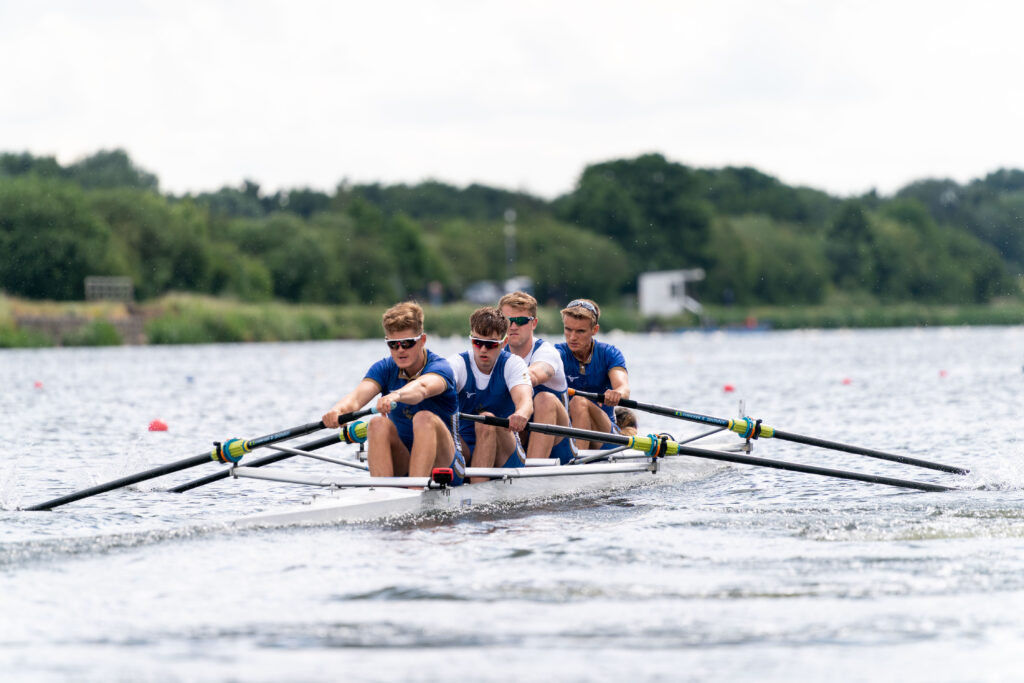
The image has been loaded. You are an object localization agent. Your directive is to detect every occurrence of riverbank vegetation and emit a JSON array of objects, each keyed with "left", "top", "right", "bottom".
[
  {"left": 3, "top": 292, "right": 1023, "bottom": 348},
  {"left": 1, "top": 149, "right": 1023, "bottom": 346}
]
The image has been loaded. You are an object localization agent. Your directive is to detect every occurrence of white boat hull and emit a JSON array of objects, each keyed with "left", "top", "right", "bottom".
[{"left": 233, "top": 452, "right": 720, "bottom": 528}]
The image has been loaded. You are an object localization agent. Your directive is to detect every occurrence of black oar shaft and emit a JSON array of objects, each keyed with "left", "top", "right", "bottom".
[
  {"left": 169, "top": 407, "right": 374, "bottom": 493},
  {"left": 23, "top": 453, "right": 218, "bottom": 511},
  {"left": 568, "top": 390, "right": 968, "bottom": 476},
  {"left": 24, "top": 420, "right": 328, "bottom": 511},
  {"left": 460, "top": 413, "right": 954, "bottom": 493},
  {"left": 170, "top": 433, "right": 344, "bottom": 492},
  {"left": 770, "top": 429, "right": 967, "bottom": 475},
  {"left": 672, "top": 443, "right": 952, "bottom": 493}
]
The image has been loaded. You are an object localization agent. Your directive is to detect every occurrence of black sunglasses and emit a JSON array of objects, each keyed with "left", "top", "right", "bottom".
[
  {"left": 470, "top": 336, "right": 505, "bottom": 350},
  {"left": 385, "top": 336, "right": 420, "bottom": 350},
  {"left": 506, "top": 316, "right": 535, "bottom": 326}
]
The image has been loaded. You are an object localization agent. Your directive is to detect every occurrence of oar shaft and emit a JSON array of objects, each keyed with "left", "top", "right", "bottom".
[
  {"left": 568, "top": 389, "right": 730, "bottom": 427},
  {"left": 567, "top": 389, "right": 969, "bottom": 475},
  {"left": 459, "top": 413, "right": 632, "bottom": 447},
  {"left": 673, "top": 443, "right": 953, "bottom": 493},
  {"left": 771, "top": 429, "right": 968, "bottom": 475},
  {"left": 24, "top": 420, "right": 329, "bottom": 511},
  {"left": 170, "top": 432, "right": 344, "bottom": 492},
  {"left": 169, "top": 407, "right": 375, "bottom": 493},
  {"left": 460, "top": 413, "right": 954, "bottom": 493},
  {"left": 23, "top": 453, "right": 216, "bottom": 511}
]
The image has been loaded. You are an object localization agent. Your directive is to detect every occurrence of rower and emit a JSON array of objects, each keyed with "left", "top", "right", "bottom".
[
  {"left": 448, "top": 306, "right": 533, "bottom": 483},
  {"left": 498, "top": 291, "right": 577, "bottom": 464},
  {"left": 556, "top": 298, "right": 632, "bottom": 450},
  {"left": 322, "top": 302, "right": 463, "bottom": 484}
]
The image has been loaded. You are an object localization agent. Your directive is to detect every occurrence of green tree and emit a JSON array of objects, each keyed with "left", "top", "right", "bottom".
[
  {"left": 65, "top": 149, "right": 159, "bottom": 191},
  {"left": 826, "top": 200, "right": 875, "bottom": 290},
  {"left": 0, "top": 177, "right": 122, "bottom": 299},
  {"left": 89, "top": 189, "right": 215, "bottom": 298}
]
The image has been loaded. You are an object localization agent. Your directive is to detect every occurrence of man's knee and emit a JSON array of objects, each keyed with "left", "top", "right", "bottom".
[{"left": 367, "top": 415, "right": 392, "bottom": 436}]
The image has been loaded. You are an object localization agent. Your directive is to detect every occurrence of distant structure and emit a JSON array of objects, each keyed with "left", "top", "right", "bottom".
[
  {"left": 85, "top": 276, "right": 134, "bottom": 302},
  {"left": 638, "top": 269, "right": 705, "bottom": 317}
]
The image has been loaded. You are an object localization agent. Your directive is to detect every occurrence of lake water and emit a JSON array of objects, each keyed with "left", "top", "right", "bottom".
[{"left": 3, "top": 327, "right": 1024, "bottom": 682}]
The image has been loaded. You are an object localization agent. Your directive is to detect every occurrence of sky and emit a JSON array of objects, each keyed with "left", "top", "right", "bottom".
[{"left": 3, "top": 0, "right": 1023, "bottom": 199}]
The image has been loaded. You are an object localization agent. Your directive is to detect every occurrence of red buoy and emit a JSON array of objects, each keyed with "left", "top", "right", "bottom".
[
  {"left": 723, "top": 384, "right": 735, "bottom": 393},
  {"left": 841, "top": 378, "right": 852, "bottom": 385},
  {"left": 33, "top": 381, "right": 43, "bottom": 389},
  {"left": 148, "top": 419, "right": 168, "bottom": 432}
]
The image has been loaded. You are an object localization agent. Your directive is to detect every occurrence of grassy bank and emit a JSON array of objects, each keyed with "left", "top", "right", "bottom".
[{"left": 1, "top": 293, "right": 1022, "bottom": 348}]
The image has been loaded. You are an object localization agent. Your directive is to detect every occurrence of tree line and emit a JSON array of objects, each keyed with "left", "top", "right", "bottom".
[{"left": 0, "top": 149, "right": 1018, "bottom": 307}]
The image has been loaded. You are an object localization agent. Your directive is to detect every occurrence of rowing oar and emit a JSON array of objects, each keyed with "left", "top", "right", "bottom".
[
  {"left": 567, "top": 389, "right": 969, "bottom": 476},
  {"left": 459, "top": 413, "right": 955, "bottom": 493},
  {"left": 170, "top": 410, "right": 374, "bottom": 492},
  {"left": 23, "top": 419, "right": 334, "bottom": 511}
]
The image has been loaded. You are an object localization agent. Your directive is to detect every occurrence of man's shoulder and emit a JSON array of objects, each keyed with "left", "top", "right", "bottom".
[
  {"left": 367, "top": 355, "right": 396, "bottom": 374},
  {"left": 595, "top": 339, "right": 624, "bottom": 354},
  {"left": 424, "top": 349, "right": 456, "bottom": 377},
  {"left": 594, "top": 340, "right": 626, "bottom": 367}
]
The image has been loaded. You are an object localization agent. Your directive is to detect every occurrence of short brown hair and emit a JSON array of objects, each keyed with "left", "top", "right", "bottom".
[
  {"left": 498, "top": 291, "right": 538, "bottom": 317},
  {"left": 382, "top": 301, "right": 424, "bottom": 337},
  {"left": 560, "top": 298, "right": 600, "bottom": 325},
  {"left": 469, "top": 306, "right": 508, "bottom": 337}
]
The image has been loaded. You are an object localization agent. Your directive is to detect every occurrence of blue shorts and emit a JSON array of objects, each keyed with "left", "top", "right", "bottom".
[
  {"left": 397, "top": 420, "right": 465, "bottom": 486},
  {"left": 502, "top": 433, "right": 527, "bottom": 468},
  {"left": 463, "top": 432, "right": 525, "bottom": 469},
  {"left": 550, "top": 436, "right": 578, "bottom": 465}
]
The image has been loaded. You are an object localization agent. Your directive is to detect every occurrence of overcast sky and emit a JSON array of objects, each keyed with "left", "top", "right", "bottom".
[{"left": 2, "top": 1, "right": 1021, "bottom": 199}]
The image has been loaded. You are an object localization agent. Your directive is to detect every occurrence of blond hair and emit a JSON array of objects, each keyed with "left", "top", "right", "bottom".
[
  {"left": 498, "top": 291, "right": 538, "bottom": 317},
  {"left": 560, "top": 298, "right": 600, "bottom": 326},
  {"left": 382, "top": 301, "right": 424, "bottom": 336}
]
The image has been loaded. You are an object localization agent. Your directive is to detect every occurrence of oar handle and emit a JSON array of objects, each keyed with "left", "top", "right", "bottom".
[
  {"left": 567, "top": 389, "right": 730, "bottom": 429},
  {"left": 461, "top": 412, "right": 633, "bottom": 447}
]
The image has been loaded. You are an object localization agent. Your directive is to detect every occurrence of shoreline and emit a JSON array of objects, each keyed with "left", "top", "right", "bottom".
[{"left": 2, "top": 293, "right": 1023, "bottom": 348}]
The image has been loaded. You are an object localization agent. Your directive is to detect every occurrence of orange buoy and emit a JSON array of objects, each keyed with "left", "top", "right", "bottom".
[{"left": 148, "top": 419, "right": 168, "bottom": 432}]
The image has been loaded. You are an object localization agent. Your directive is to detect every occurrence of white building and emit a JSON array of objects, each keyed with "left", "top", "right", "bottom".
[{"left": 638, "top": 269, "right": 705, "bottom": 317}]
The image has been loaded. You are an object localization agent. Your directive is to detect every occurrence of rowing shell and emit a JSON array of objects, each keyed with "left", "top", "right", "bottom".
[{"left": 231, "top": 447, "right": 733, "bottom": 528}]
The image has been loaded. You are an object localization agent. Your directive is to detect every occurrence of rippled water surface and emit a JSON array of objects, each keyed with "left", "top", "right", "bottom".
[{"left": 3, "top": 327, "right": 1024, "bottom": 681}]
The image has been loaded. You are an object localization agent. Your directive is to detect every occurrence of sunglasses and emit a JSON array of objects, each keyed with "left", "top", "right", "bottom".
[
  {"left": 470, "top": 336, "right": 505, "bottom": 350},
  {"left": 565, "top": 299, "right": 599, "bottom": 319},
  {"left": 385, "top": 336, "right": 421, "bottom": 350},
  {"left": 506, "top": 316, "right": 535, "bottom": 326}
]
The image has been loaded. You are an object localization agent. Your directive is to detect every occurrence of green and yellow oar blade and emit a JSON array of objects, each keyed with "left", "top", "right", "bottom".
[{"left": 566, "top": 389, "right": 968, "bottom": 476}]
